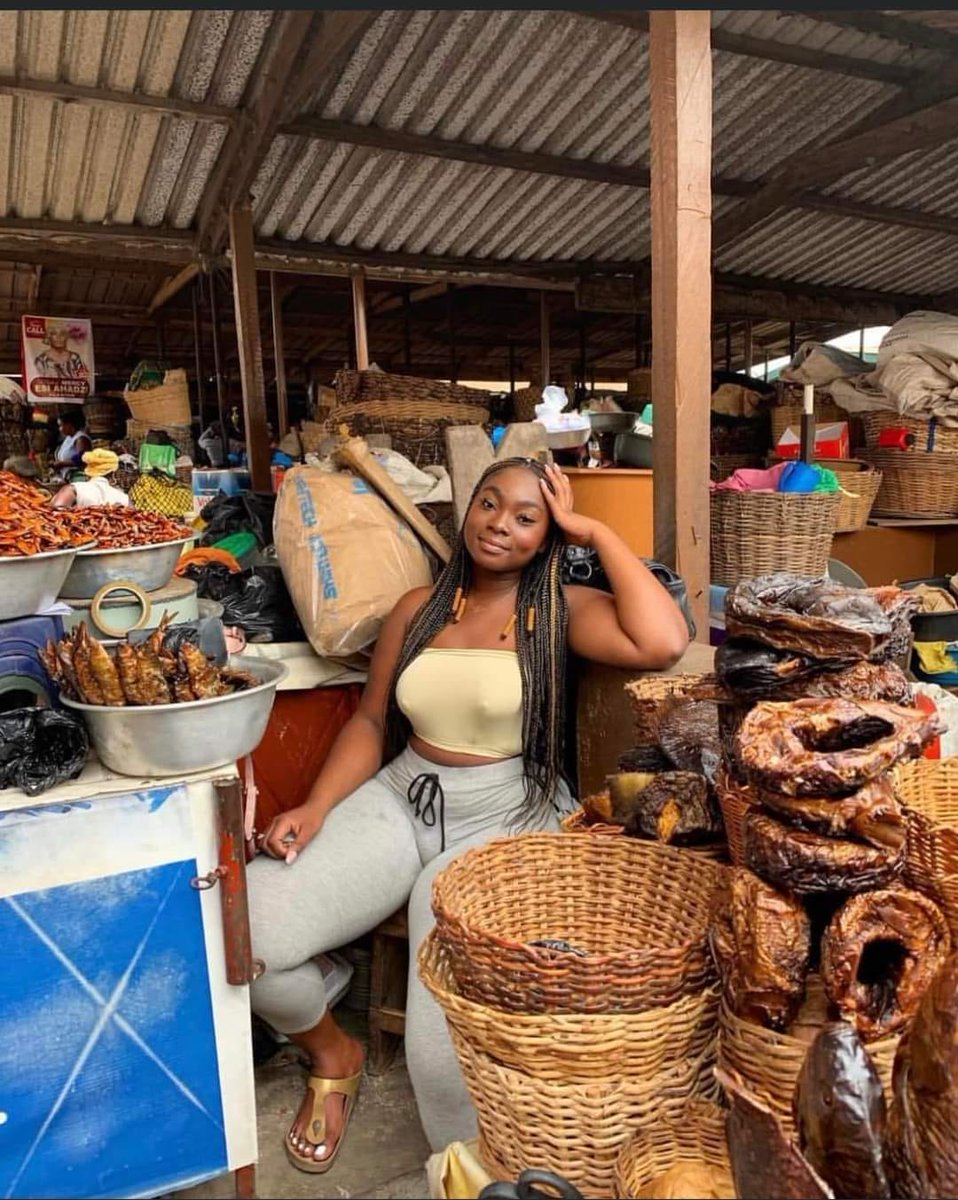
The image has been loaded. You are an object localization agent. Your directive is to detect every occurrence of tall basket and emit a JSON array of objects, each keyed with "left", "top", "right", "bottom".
[{"left": 710, "top": 491, "right": 839, "bottom": 588}]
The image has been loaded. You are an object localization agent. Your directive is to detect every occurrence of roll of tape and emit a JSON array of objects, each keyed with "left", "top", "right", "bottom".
[{"left": 90, "top": 580, "right": 152, "bottom": 639}]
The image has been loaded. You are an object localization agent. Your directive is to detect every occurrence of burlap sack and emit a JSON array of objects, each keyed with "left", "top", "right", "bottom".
[{"left": 274, "top": 465, "right": 432, "bottom": 658}]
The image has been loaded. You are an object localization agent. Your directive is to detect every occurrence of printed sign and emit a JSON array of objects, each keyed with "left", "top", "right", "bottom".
[{"left": 21, "top": 315, "right": 95, "bottom": 401}]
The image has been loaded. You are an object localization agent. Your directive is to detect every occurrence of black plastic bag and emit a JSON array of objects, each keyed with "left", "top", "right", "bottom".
[
  {"left": 199, "top": 492, "right": 276, "bottom": 547},
  {"left": 0, "top": 708, "right": 89, "bottom": 797},
  {"left": 185, "top": 562, "right": 304, "bottom": 643},
  {"left": 561, "top": 546, "right": 696, "bottom": 639}
]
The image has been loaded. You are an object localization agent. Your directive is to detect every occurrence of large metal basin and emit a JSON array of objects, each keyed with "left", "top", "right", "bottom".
[
  {"left": 0, "top": 545, "right": 80, "bottom": 620},
  {"left": 61, "top": 534, "right": 193, "bottom": 601},
  {"left": 61, "top": 656, "right": 287, "bottom": 777}
]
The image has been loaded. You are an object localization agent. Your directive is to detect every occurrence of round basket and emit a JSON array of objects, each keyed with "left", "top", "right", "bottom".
[
  {"left": 863, "top": 450, "right": 958, "bottom": 519},
  {"left": 453, "top": 1034, "right": 716, "bottom": 1200},
  {"left": 895, "top": 758, "right": 958, "bottom": 938},
  {"left": 710, "top": 491, "right": 839, "bottom": 588},
  {"left": 614, "top": 1101, "right": 732, "bottom": 1200},
  {"left": 561, "top": 805, "right": 625, "bottom": 836},
  {"left": 513, "top": 386, "right": 541, "bottom": 423},
  {"left": 715, "top": 765, "right": 756, "bottom": 868},
  {"left": 432, "top": 833, "right": 724, "bottom": 1014},
  {"left": 718, "top": 996, "right": 899, "bottom": 1138},
  {"left": 334, "top": 367, "right": 490, "bottom": 410},
  {"left": 770, "top": 398, "right": 847, "bottom": 447},
  {"left": 624, "top": 673, "right": 704, "bottom": 745},
  {"left": 124, "top": 370, "right": 191, "bottom": 426},
  {"left": 419, "top": 930, "right": 719, "bottom": 1083},
  {"left": 861, "top": 411, "right": 958, "bottom": 454},
  {"left": 830, "top": 460, "right": 883, "bottom": 532}
]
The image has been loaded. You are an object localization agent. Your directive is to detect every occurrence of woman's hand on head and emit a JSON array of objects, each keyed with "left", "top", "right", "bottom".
[
  {"left": 258, "top": 804, "right": 324, "bottom": 864},
  {"left": 539, "top": 462, "right": 599, "bottom": 548}
]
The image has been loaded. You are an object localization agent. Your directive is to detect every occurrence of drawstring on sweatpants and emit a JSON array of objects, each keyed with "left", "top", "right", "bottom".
[{"left": 407, "top": 773, "right": 446, "bottom": 853}]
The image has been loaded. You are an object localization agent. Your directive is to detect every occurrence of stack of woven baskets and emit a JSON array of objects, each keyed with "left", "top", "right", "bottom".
[
  {"left": 325, "top": 369, "right": 490, "bottom": 468},
  {"left": 860, "top": 411, "right": 958, "bottom": 518},
  {"left": 420, "top": 832, "right": 725, "bottom": 1197}
]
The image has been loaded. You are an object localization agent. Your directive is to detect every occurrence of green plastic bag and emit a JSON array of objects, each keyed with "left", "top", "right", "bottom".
[{"left": 138, "top": 442, "right": 176, "bottom": 477}]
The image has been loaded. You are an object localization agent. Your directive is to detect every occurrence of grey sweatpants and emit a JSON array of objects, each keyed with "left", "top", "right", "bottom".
[{"left": 246, "top": 746, "right": 572, "bottom": 1151}]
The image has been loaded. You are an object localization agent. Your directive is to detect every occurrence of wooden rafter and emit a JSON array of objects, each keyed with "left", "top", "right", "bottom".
[
  {"left": 799, "top": 11, "right": 958, "bottom": 56},
  {"left": 585, "top": 10, "right": 919, "bottom": 84},
  {"left": 198, "top": 11, "right": 375, "bottom": 256},
  {"left": 0, "top": 76, "right": 236, "bottom": 124}
]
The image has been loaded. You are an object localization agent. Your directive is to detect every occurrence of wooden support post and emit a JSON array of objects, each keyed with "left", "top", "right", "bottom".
[
  {"left": 192, "top": 275, "right": 207, "bottom": 430},
  {"left": 649, "top": 10, "right": 712, "bottom": 640},
  {"left": 228, "top": 203, "right": 271, "bottom": 493},
  {"left": 508, "top": 342, "right": 517, "bottom": 395},
  {"left": 209, "top": 269, "right": 228, "bottom": 455},
  {"left": 743, "top": 319, "right": 754, "bottom": 375},
  {"left": 725, "top": 323, "right": 732, "bottom": 371},
  {"left": 270, "top": 272, "right": 289, "bottom": 437},
  {"left": 788, "top": 321, "right": 797, "bottom": 357},
  {"left": 351, "top": 268, "right": 369, "bottom": 371},
  {"left": 447, "top": 283, "right": 457, "bottom": 383},
  {"left": 402, "top": 284, "right": 412, "bottom": 369},
  {"left": 540, "top": 292, "right": 550, "bottom": 385},
  {"left": 579, "top": 311, "right": 588, "bottom": 387}
]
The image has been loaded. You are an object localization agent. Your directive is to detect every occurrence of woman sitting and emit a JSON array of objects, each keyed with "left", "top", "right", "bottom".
[
  {"left": 248, "top": 458, "right": 690, "bottom": 1174},
  {"left": 50, "top": 449, "right": 130, "bottom": 509}
]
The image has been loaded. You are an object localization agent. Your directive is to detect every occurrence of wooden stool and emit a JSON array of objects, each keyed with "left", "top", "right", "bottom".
[{"left": 367, "top": 906, "right": 409, "bottom": 1075}]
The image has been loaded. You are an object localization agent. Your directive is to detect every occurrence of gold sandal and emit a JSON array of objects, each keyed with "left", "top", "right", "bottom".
[{"left": 285, "top": 1070, "right": 362, "bottom": 1175}]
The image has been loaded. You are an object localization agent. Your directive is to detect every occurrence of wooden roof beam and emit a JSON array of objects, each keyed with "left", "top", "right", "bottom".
[
  {"left": 0, "top": 76, "right": 237, "bottom": 125},
  {"left": 198, "top": 11, "right": 375, "bottom": 255},
  {"left": 797, "top": 11, "right": 958, "bottom": 56},
  {"left": 584, "top": 10, "right": 918, "bottom": 84}
]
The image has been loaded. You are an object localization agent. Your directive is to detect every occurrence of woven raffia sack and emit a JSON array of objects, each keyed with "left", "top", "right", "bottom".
[{"left": 129, "top": 471, "right": 194, "bottom": 517}]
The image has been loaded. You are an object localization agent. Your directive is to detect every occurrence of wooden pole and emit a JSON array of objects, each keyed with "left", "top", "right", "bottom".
[
  {"left": 539, "top": 292, "right": 550, "bottom": 385},
  {"left": 191, "top": 274, "right": 206, "bottom": 430},
  {"left": 402, "top": 284, "right": 412, "bottom": 369},
  {"left": 269, "top": 272, "right": 289, "bottom": 437},
  {"left": 725, "top": 323, "right": 732, "bottom": 371},
  {"left": 508, "top": 341, "right": 516, "bottom": 395},
  {"left": 649, "top": 10, "right": 712, "bottom": 640},
  {"left": 447, "top": 283, "right": 457, "bottom": 383},
  {"left": 228, "top": 202, "right": 271, "bottom": 493},
  {"left": 208, "top": 268, "right": 228, "bottom": 452},
  {"left": 788, "top": 320, "right": 797, "bottom": 357},
  {"left": 351, "top": 268, "right": 369, "bottom": 371},
  {"left": 743, "top": 319, "right": 754, "bottom": 375}
]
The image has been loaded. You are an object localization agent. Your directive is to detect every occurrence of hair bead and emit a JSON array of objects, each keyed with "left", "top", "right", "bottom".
[{"left": 526, "top": 607, "right": 536, "bottom": 633}]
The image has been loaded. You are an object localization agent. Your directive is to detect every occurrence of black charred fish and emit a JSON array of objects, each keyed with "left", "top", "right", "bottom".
[{"left": 793, "top": 1022, "right": 889, "bottom": 1198}]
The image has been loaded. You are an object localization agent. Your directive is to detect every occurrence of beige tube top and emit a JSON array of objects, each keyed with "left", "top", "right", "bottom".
[{"left": 395, "top": 648, "right": 523, "bottom": 759}]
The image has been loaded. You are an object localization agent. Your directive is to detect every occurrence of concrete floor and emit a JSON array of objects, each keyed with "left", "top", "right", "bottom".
[{"left": 179, "top": 1021, "right": 430, "bottom": 1200}]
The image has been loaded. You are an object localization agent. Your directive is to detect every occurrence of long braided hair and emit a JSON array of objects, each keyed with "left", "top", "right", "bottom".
[{"left": 384, "top": 457, "right": 569, "bottom": 825}]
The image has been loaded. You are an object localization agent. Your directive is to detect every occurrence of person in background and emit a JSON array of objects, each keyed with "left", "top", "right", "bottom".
[
  {"left": 2, "top": 455, "right": 40, "bottom": 481},
  {"left": 53, "top": 410, "right": 92, "bottom": 480},
  {"left": 51, "top": 449, "right": 130, "bottom": 509}
]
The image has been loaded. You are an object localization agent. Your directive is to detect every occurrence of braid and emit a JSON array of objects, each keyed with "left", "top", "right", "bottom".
[{"left": 384, "top": 457, "right": 568, "bottom": 824}]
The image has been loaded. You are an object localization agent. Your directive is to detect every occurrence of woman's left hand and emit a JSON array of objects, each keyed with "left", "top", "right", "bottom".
[{"left": 540, "top": 462, "right": 599, "bottom": 548}]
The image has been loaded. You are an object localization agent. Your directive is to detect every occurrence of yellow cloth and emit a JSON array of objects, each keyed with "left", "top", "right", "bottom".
[
  {"left": 425, "top": 1140, "right": 493, "bottom": 1200},
  {"left": 82, "top": 448, "right": 119, "bottom": 477},
  {"left": 396, "top": 648, "right": 522, "bottom": 760},
  {"left": 915, "top": 641, "right": 958, "bottom": 675}
]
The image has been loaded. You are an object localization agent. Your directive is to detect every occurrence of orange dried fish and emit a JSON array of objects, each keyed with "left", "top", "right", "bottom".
[
  {"left": 179, "top": 642, "right": 224, "bottom": 699},
  {"left": 84, "top": 629, "right": 125, "bottom": 707},
  {"left": 115, "top": 642, "right": 143, "bottom": 705},
  {"left": 72, "top": 628, "right": 105, "bottom": 705},
  {"left": 132, "top": 644, "right": 172, "bottom": 705}
]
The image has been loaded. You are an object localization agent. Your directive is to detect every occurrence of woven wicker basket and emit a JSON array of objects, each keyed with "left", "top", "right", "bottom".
[
  {"left": 419, "top": 931, "right": 719, "bottom": 1083},
  {"left": 124, "top": 369, "right": 190, "bottom": 426},
  {"left": 454, "top": 1036, "right": 716, "bottom": 1199},
  {"left": 325, "top": 397, "right": 489, "bottom": 469},
  {"left": 124, "top": 419, "right": 195, "bottom": 459},
  {"left": 513, "top": 386, "right": 541, "bottom": 423},
  {"left": 335, "top": 368, "right": 490, "bottom": 409},
  {"left": 861, "top": 411, "right": 958, "bottom": 454},
  {"left": 614, "top": 1102, "right": 733, "bottom": 1200},
  {"left": 715, "top": 765, "right": 756, "bottom": 868},
  {"left": 624, "top": 673, "right": 705, "bottom": 745},
  {"left": 831, "top": 460, "right": 883, "bottom": 531},
  {"left": 718, "top": 996, "right": 899, "bottom": 1138},
  {"left": 432, "top": 833, "right": 724, "bottom": 1015},
  {"left": 895, "top": 759, "right": 958, "bottom": 938},
  {"left": 863, "top": 450, "right": 958, "bottom": 519},
  {"left": 710, "top": 453, "right": 764, "bottom": 481},
  {"left": 710, "top": 491, "right": 839, "bottom": 587},
  {"left": 770, "top": 398, "right": 847, "bottom": 446}
]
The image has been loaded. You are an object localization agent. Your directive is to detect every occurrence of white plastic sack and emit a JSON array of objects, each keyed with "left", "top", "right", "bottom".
[{"left": 878, "top": 310, "right": 958, "bottom": 367}]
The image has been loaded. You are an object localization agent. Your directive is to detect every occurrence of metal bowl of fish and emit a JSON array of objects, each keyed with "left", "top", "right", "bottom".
[
  {"left": 0, "top": 544, "right": 81, "bottom": 621},
  {"left": 60, "top": 654, "right": 287, "bottom": 777},
  {"left": 60, "top": 534, "right": 194, "bottom": 601}
]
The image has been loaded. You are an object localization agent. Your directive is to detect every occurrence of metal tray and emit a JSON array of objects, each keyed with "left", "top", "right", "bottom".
[
  {"left": 0, "top": 544, "right": 80, "bottom": 621},
  {"left": 60, "top": 534, "right": 193, "bottom": 601}
]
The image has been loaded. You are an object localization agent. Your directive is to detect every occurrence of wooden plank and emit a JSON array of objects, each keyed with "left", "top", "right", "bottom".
[
  {"left": 332, "top": 437, "right": 452, "bottom": 563},
  {"left": 0, "top": 75, "right": 236, "bottom": 123},
  {"left": 540, "top": 292, "right": 550, "bottom": 385},
  {"left": 270, "top": 272, "right": 289, "bottom": 437},
  {"left": 649, "top": 10, "right": 712, "bottom": 641},
  {"left": 148, "top": 261, "right": 200, "bottom": 315},
  {"left": 445, "top": 424, "right": 549, "bottom": 530},
  {"left": 351, "top": 268, "right": 370, "bottom": 371},
  {"left": 802, "top": 10, "right": 958, "bottom": 55},
  {"left": 228, "top": 203, "right": 271, "bottom": 493}
]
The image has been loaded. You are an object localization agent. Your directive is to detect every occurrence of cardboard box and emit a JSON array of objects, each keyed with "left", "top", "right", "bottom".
[{"left": 776, "top": 421, "right": 849, "bottom": 460}]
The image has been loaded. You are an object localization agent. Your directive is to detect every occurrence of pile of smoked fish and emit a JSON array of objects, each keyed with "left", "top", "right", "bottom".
[
  {"left": 0, "top": 471, "right": 189, "bottom": 556},
  {"left": 42, "top": 621, "right": 259, "bottom": 706}
]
